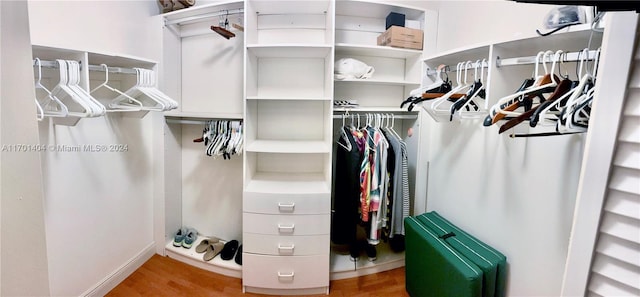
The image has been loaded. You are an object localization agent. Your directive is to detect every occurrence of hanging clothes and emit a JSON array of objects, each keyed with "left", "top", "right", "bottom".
[
  {"left": 331, "top": 126, "right": 362, "bottom": 245},
  {"left": 331, "top": 114, "right": 411, "bottom": 255}
]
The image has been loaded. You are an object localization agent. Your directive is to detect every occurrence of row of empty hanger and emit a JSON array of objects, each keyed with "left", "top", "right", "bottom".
[
  {"left": 406, "top": 47, "right": 599, "bottom": 137},
  {"left": 485, "top": 48, "right": 599, "bottom": 137},
  {"left": 33, "top": 58, "right": 178, "bottom": 121}
]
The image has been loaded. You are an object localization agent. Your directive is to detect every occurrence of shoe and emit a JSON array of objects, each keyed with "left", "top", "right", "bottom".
[
  {"left": 365, "top": 244, "right": 377, "bottom": 262},
  {"left": 182, "top": 228, "right": 198, "bottom": 249},
  {"left": 195, "top": 237, "right": 220, "bottom": 253},
  {"left": 203, "top": 242, "right": 225, "bottom": 261},
  {"left": 349, "top": 243, "right": 360, "bottom": 262},
  {"left": 173, "top": 227, "right": 187, "bottom": 247},
  {"left": 220, "top": 240, "right": 239, "bottom": 260},
  {"left": 234, "top": 245, "right": 243, "bottom": 265}
]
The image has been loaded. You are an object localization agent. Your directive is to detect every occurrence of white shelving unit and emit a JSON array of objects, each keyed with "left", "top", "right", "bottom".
[
  {"left": 161, "top": 0, "right": 429, "bottom": 293},
  {"left": 242, "top": 0, "right": 334, "bottom": 295},
  {"left": 329, "top": 0, "right": 428, "bottom": 279},
  {"left": 32, "top": 45, "right": 159, "bottom": 126},
  {"left": 160, "top": 0, "right": 246, "bottom": 278}
]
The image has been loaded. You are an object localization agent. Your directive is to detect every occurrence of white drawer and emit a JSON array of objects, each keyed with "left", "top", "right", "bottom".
[
  {"left": 243, "top": 191, "right": 330, "bottom": 215},
  {"left": 243, "top": 233, "right": 329, "bottom": 256},
  {"left": 243, "top": 213, "right": 330, "bottom": 236},
  {"left": 243, "top": 254, "right": 329, "bottom": 290}
]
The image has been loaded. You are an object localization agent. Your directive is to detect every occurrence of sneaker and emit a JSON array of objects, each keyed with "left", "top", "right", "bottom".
[
  {"left": 173, "top": 227, "right": 187, "bottom": 247},
  {"left": 365, "top": 244, "right": 377, "bottom": 262},
  {"left": 182, "top": 228, "right": 198, "bottom": 249}
]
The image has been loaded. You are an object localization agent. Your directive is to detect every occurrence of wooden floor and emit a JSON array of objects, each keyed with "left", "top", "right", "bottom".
[{"left": 107, "top": 255, "right": 409, "bottom": 297}]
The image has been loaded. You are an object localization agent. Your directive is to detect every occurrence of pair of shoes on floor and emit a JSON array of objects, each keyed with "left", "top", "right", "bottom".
[
  {"left": 173, "top": 227, "right": 198, "bottom": 249},
  {"left": 349, "top": 241, "right": 377, "bottom": 262},
  {"left": 220, "top": 240, "right": 243, "bottom": 265},
  {"left": 195, "top": 238, "right": 242, "bottom": 265},
  {"left": 195, "top": 237, "right": 224, "bottom": 262}
]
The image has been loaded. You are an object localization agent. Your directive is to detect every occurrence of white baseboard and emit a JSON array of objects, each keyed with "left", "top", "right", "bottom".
[{"left": 81, "top": 242, "right": 156, "bottom": 297}]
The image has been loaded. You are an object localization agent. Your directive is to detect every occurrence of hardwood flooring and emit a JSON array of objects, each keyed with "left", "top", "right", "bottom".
[{"left": 107, "top": 255, "right": 409, "bottom": 297}]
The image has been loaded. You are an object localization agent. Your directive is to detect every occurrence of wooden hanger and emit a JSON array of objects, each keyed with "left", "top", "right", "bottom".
[{"left": 498, "top": 78, "right": 572, "bottom": 134}]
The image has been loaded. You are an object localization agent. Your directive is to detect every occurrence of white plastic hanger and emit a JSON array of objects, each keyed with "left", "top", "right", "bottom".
[
  {"left": 535, "top": 50, "right": 580, "bottom": 127},
  {"left": 337, "top": 112, "right": 352, "bottom": 151},
  {"left": 558, "top": 48, "right": 599, "bottom": 133},
  {"left": 425, "top": 61, "right": 473, "bottom": 122},
  {"left": 65, "top": 60, "right": 106, "bottom": 116},
  {"left": 113, "top": 68, "right": 167, "bottom": 111},
  {"left": 50, "top": 60, "right": 95, "bottom": 117},
  {"left": 90, "top": 64, "right": 144, "bottom": 112},
  {"left": 456, "top": 59, "right": 488, "bottom": 120},
  {"left": 491, "top": 50, "right": 559, "bottom": 118},
  {"left": 34, "top": 58, "right": 68, "bottom": 118},
  {"left": 138, "top": 68, "right": 178, "bottom": 110}
]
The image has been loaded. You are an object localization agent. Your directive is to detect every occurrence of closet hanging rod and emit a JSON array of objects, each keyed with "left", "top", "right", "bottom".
[
  {"left": 164, "top": 8, "right": 244, "bottom": 26},
  {"left": 166, "top": 118, "right": 243, "bottom": 125},
  {"left": 33, "top": 59, "right": 141, "bottom": 75},
  {"left": 331, "top": 114, "right": 417, "bottom": 120},
  {"left": 496, "top": 50, "right": 598, "bottom": 68},
  {"left": 426, "top": 60, "right": 489, "bottom": 76},
  {"left": 87, "top": 65, "right": 138, "bottom": 75}
]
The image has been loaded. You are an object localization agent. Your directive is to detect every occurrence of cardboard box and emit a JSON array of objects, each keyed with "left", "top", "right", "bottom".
[
  {"left": 386, "top": 12, "right": 405, "bottom": 29},
  {"left": 377, "top": 26, "right": 423, "bottom": 50}
]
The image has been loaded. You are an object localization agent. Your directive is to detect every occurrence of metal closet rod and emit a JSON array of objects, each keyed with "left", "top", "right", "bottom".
[
  {"left": 426, "top": 60, "right": 489, "bottom": 76},
  {"left": 164, "top": 8, "right": 244, "bottom": 26},
  {"left": 33, "top": 59, "right": 141, "bottom": 75},
  {"left": 332, "top": 112, "right": 417, "bottom": 120},
  {"left": 165, "top": 118, "right": 243, "bottom": 125},
  {"left": 496, "top": 49, "right": 598, "bottom": 67}
]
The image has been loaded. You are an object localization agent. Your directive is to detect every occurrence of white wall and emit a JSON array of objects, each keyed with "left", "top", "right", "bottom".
[
  {"left": 428, "top": 0, "right": 562, "bottom": 53},
  {"left": 27, "top": 1, "right": 163, "bottom": 295},
  {"left": 0, "top": 1, "right": 51, "bottom": 296}
]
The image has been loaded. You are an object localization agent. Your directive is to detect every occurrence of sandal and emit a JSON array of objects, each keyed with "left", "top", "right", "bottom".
[
  {"left": 220, "top": 240, "right": 239, "bottom": 260},
  {"left": 203, "top": 242, "right": 225, "bottom": 261},
  {"left": 195, "top": 237, "right": 220, "bottom": 253}
]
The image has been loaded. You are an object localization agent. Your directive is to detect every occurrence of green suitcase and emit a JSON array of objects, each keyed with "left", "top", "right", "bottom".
[
  {"left": 416, "top": 211, "right": 507, "bottom": 297},
  {"left": 405, "top": 211, "right": 507, "bottom": 297},
  {"left": 405, "top": 216, "right": 483, "bottom": 297}
]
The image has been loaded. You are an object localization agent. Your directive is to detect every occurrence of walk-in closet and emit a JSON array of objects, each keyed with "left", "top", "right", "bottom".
[{"left": 1, "top": 1, "right": 638, "bottom": 296}]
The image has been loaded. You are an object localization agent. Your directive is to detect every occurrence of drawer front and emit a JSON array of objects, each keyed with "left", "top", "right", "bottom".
[
  {"left": 243, "top": 254, "right": 329, "bottom": 289},
  {"left": 243, "top": 233, "right": 329, "bottom": 256},
  {"left": 243, "top": 191, "right": 330, "bottom": 215},
  {"left": 243, "top": 213, "right": 330, "bottom": 236}
]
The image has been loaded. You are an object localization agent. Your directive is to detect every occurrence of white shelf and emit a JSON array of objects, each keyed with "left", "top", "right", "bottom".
[
  {"left": 336, "top": 0, "right": 424, "bottom": 20},
  {"left": 247, "top": 44, "right": 332, "bottom": 58},
  {"left": 329, "top": 242, "right": 405, "bottom": 280},
  {"left": 246, "top": 140, "right": 331, "bottom": 153},
  {"left": 422, "top": 43, "right": 491, "bottom": 66},
  {"left": 247, "top": 96, "right": 332, "bottom": 101},
  {"left": 336, "top": 43, "right": 422, "bottom": 59},
  {"left": 422, "top": 25, "right": 603, "bottom": 66},
  {"left": 162, "top": 0, "right": 244, "bottom": 25},
  {"left": 251, "top": 0, "right": 331, "bottom": 15},
  {"left": 245, "top": 172, "right": 330, "bottom": 194},
  {"left": 334, "top": 78, "right": 420, "bottom": 86},
  {"left": 165, "top": 236, "right": 242, "bottom": 278},
  {"left": 164, "top": 111, "right": 243, "bottom": 120}
]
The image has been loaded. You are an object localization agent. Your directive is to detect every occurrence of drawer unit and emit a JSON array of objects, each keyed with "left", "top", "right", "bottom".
[
  {"left": 243, "top": 254, "right": 330, "bottom": 290},
  {"left": 243, "top": 213, "right": 330, "bottom": 235},
  {"left": 243, "top": 233, "right": 330, "bottom": 256},
  {"left": 243, "top": 191, "right": 330, "bottom": 215}
]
